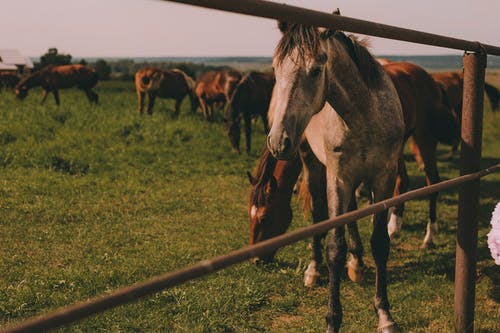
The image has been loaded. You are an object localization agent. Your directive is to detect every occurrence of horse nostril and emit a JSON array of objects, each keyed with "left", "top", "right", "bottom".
[{"left": 282, "top": 135, "right": 291, "bottom": 153}]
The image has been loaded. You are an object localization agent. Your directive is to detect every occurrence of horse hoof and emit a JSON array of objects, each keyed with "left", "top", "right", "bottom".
[
  {"left": 420, "top": 241, "right": 436, "bottom": 249},
  {"left": 304, "top": 262, "right": 320, "bottom": 287},
  {"left": 378, "top": 324, "right": 399, "bottom": 333},
  {"left": 387, "top": 213, "right": 402, "bottom": 239}
]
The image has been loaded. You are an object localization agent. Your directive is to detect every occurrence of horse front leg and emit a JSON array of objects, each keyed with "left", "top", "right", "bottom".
[
  {"left": 299, "top": 141, "right": 328, "bottom": 287},
  {"left": 52, "top": 89, "right": 60, "bottom": 105},
  {"left": 147, "top": 93, "right": 156, "bottom": 115},
  {"left": 40, "top": 89, "right": 50, "bottom": 104},
  {"left": 371, "top": 174, "right": 398, "bottom": 333},
  {"left": 173, "top": 98, "right": 182, "bottom": 117},
  {"left": 324, "top": 171, "right": 351, "bottom": 333},
  {"left": 137, "top": 91, "right": 145, "bottom": 114},
  {"left": 244, "top": 114, "right": 252, "bottom": 154},
  {"left": 86, "top": 89, "right": 98, "bottom": 104}
]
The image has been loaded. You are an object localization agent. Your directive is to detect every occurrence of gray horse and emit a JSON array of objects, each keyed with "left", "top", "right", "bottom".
[{"left": 267, "top": 22, "right": 404, "bottom": 333}]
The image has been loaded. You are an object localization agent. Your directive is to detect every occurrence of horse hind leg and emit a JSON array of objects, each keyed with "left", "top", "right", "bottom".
[
  {"left": 388, "top": 155, "right": 408, "bottom": 239},
  {"left": 85, "top": 89, "right": 98, "bottom": 104},
  {"left": 173, "top": 98, "right": 182, "bottom": 117}
]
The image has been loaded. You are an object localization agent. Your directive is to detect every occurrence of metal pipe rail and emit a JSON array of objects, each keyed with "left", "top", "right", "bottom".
[
  {"left": 163, "top": 0, "right": 500, "bottom": 56},
  {"left": 3, "top": 164, "right": 499, "bottom": 333}
]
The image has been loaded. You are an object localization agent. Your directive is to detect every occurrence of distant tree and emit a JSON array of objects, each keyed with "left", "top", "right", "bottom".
[
  {"left": 39, "top": 48, "right": 72, "bottom": 68},
  {"left": 79, "top": 59, "right": 88, "bottom": 66},
  {"left": 94, "top": 59, "right": 112, "bottom": 81}
]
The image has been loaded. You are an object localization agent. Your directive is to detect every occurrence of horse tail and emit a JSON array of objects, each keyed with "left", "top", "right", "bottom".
[{"left": 484, "top": 82, "right": 499, "bottom": 112}]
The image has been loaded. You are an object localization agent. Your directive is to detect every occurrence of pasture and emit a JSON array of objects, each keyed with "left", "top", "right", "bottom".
[{"left": 0, "top": 74, "right": 499, "bottom": 332}]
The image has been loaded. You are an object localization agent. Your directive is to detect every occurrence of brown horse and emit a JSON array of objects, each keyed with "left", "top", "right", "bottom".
[
  {"left": 135, "top": 67, "right": 197, "bottom": 116},
  {"left": 15, "top": 64, "right": 98, "bottom": 105},
  {"left": 0, "top": 72, "right": 20, "bottom": 91},
  {"left": 432, "top": 71, "right": 499, "bottom": 115},
  {"left": 194, "top": 69, "right": 241, "bottom": 121},
  {"left": 225, "top": 71, "right": 274, "bottom": 154},
  {"left": 432, "top": 71, "right": 499, "bottom": 153},
  {"left": 384, "top": 62, "right": 459, "bottom": 248}
]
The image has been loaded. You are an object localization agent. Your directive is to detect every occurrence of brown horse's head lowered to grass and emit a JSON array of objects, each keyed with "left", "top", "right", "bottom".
[
  {"left": 134, "top": 67, "right": 197, "bottom": 116},
  {"left": 194, "top": 69, "right": 241, "bottom": 121},
  {"left": 247, "top": 146, "right": 302, "bottom": 262},
  {"left": 15, "top": 64, "right": 98, "bottom": 105}
]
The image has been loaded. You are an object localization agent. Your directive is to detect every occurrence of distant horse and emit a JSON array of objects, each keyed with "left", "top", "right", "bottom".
[
  {"left": 432, "top": 71, "right": 499, "bottom": 153},
  {"left": 194, "top": 69, "right": 241, "bottom": 121},
  {"left": 266, "top": 22, "right": 404, "bottom": 333},
  {"left": 432, "top": 71, "right": 499, "bottom": 115},
  {"left": 15, "top": 64, "right": 98, "bottom": 105},
  {"left": 0, "top": 73, "right": 20, "bottom": 91},
  {"left": 135, "top": 67, "right": 197, "bottom": 116},
  {"left": 225, "top": 71, "right": 274, "bottom": 154}
]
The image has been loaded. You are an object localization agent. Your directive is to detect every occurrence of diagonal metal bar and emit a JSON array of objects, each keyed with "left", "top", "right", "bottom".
[
  {"left": 2, "top": 164, "right": 499, "bottom": 333},
  {"left": 162, "top": 0, "right": 500, "bottom": 56}
]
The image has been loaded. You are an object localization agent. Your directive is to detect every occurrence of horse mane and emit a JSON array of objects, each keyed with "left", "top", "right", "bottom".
[
  {"left": 249, "top": 146, "right": 278, "bottom": 207},
  {"left": 275, "top": 24, "right": 382, "bottom": 88},
  {"left": 333, "top": 31, "right": 382, "bottom": 89}
]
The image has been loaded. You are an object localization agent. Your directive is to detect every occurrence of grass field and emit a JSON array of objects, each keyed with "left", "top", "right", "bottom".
[{"left": 0, "top": 74, "right": 499, "bottom": 333}]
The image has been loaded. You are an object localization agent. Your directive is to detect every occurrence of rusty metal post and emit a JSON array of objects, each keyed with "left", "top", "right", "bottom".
[{"left": 454, "top": 49, "right": 486, "bottom": 333}]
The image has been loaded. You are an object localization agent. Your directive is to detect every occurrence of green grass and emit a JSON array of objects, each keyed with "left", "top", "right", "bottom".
[{"left": 0, "top": 77, "right": 499, "bottom": 333}]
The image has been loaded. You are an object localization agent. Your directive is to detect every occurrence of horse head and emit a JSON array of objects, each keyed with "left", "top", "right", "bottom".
[
  {"left": 247, "top": 148, "right": 294, "bottom": 262},
  {"left": 14, "top": 83, "right": 29, "bottom": 100},
  {"left": 267, "top": 23, "right": 335, "bottom": 160}
]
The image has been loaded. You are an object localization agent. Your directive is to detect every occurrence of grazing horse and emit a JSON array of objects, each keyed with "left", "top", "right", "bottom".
[
  {"left": 384, "top": 62, "right": 459, "bottom": 248},
  {"left": 432, "top": 71, "right": 499, "bottom": 153},
  {"left": 0, "top": 73, "right": 20, "bottom": 91},
  {"left": 225, "top": 71, "right": 274, "bottom": 154},
  {"left": 194, "top": 69, "right": 241, "bottom": 121},
  {"left": 267, "top": 23, "right": 404, "bottom": 333},
  {"left": 15, "top": 64, "right": 98, "bottom": 105},
  {"left": 135, "top": 67, "right": 197, "bottom": 116}
]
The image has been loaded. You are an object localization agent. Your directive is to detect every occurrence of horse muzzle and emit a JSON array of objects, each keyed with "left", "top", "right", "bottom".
[{"left": 267, "top": 130, "right": 293, "bottom": 160}]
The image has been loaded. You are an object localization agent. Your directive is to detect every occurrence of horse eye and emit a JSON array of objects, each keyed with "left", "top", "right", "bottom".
[{"left": 310, "top": 67, "right": 322, "bottom": 78}]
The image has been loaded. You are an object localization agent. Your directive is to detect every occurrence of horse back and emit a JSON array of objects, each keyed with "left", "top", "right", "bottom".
[{"left": 45, "top": 64, "right": 98, "bottom": 89}]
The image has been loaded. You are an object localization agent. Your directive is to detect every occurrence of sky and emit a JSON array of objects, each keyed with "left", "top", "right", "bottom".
[{"left": 1, "top": 0, "right": 500, "bottom": 58}]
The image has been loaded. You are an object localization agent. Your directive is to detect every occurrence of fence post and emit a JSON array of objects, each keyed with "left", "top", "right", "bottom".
[{"left": 453, "top": 49, "right": 486, "bottom": 333}]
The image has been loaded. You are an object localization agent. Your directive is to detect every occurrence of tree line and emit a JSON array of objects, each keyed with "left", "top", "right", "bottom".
[{"left": 34, "top": 48, "right": 232, "bottom": 81}]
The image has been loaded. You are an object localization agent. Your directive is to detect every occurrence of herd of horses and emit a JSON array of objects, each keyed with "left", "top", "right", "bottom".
[{"left": 3, "top": 19, "right": 499, "bottom": 332}]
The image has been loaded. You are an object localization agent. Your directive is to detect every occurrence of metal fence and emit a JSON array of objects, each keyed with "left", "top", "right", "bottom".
[{"left": 3, "top": 1, "right": 500, "bottom": 332}]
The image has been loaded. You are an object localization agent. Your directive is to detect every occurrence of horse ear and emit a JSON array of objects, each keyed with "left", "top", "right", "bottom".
[
  {"left": 277, "top": 21, "right": 289, "bottom": 33},
  {"left": 247, "top": 171, "right": 257, "bottom": 185},
  {"left": 320, "top": 7, "right": 341, "bottom": 39}
]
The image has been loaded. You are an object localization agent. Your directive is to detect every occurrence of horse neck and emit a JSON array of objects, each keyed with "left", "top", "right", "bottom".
[
  {"left": 273, "top": 157, "right": 302, "bottom": 198},
  {"left": 324, "top": 37, "right": 380, "bottom": 115},
  {"left": 21, "top": 72, "right": 44, "bottom": 88}
]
